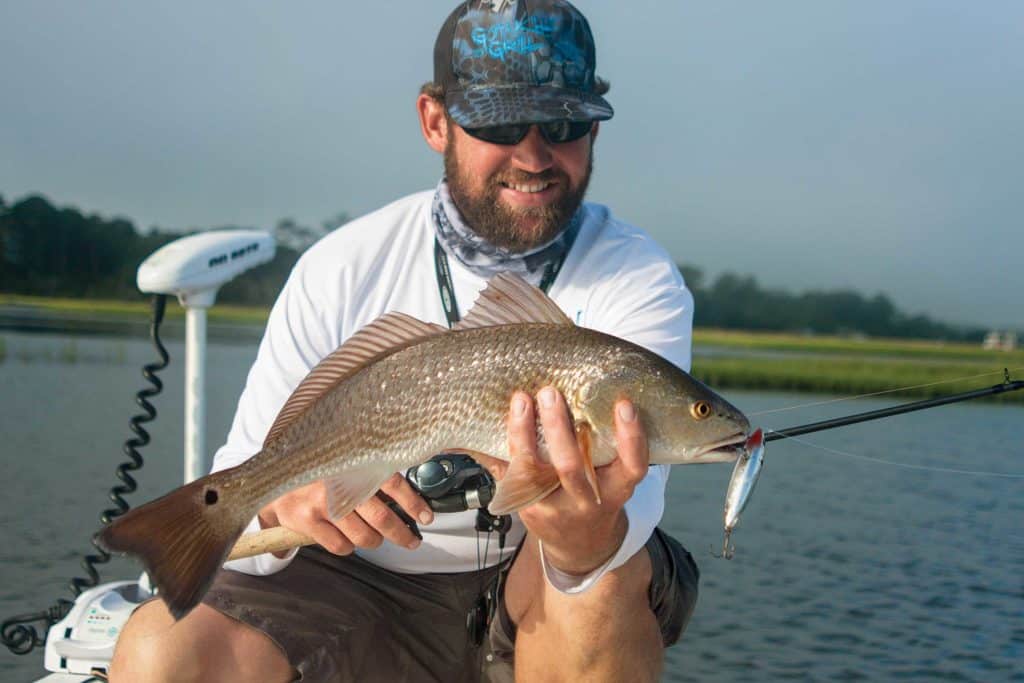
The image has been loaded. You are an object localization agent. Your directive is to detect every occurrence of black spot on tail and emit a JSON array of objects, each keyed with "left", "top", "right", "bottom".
[{"left": 97, "top": 471, "right": 247, "bottom": 619}]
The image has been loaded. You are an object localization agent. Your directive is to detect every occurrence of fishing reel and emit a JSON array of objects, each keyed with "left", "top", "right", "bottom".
[
  {"left": 406, "top": 453, "right": 496, "bottom": 513},
  {"left": 386, "top": 453, "right": 510, "bottom": 542}
]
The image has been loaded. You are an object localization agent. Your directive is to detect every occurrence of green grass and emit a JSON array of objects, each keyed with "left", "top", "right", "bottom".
[
  {"left": 693, "top": 329, "right": 1023, "bottom": 403},
  {"left": 694, "top": 328, "right": 1024, "bottom": 364},
  {"left": 0, "top": 293, "right": 270, "bottom": 325}
]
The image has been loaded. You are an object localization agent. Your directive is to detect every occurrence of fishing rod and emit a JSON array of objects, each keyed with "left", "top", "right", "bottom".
[
  {"left": 763, "top": 370, "right": 1023, "bottom": 443},
  {"left": 713, "top": 369, "right": 1022, "bottom": 559}
]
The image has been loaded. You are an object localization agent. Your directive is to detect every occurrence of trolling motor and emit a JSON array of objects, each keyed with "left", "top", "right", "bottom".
[
  {"left": 28, "top": 230, "right": 276, "bottom": 682},
  {"left": 137, "top": 230, "right": 275, "bottom": 482}
]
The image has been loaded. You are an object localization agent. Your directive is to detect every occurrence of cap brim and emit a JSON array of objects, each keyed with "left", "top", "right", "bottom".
[{"left": 446, "top": 86, "right": 613, "bottom": 129}]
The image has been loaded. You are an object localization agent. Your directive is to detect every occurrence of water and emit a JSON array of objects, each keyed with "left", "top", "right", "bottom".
[
  {"left": 1, "top": 331, "right": 1022, "bottom": 682},
  {"left": 0, "top": 331, "right": 257, "bottom": 682}
]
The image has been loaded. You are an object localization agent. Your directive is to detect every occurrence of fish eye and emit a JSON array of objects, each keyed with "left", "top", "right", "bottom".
[
  {"left": 204, "top": 489, "right": 219, "bottom": 505},
  {"left": 690, "top": 401, "right": 712, "bottom": 420}
]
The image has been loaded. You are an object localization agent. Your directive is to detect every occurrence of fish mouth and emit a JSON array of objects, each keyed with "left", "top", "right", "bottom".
[{"left": 693, "top": 431, "right": 751, "bottom": 462}]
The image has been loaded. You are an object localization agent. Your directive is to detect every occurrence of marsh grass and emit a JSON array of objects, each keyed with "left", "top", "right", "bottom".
[
  {"left": 0, "top": 294, "right": 270, "bottom": 325},
  {"left": 694, "top": 329, "right": 1024, "bottom": 364},
  {"left": 693, "top": 330, "right": 1023, "bottom": 403}
]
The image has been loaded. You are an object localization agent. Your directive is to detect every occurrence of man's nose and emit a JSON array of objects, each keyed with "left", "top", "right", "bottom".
[{"left": 511, "top": 125, "right": 554, "bottom": 173}]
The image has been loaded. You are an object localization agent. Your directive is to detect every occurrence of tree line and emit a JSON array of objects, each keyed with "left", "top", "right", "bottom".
[
  {"left": 0, "top": 193, "right": 332, "bottom": 307},
  {"left": 0, "top": 192, "right": 986, "bottom": 341},
  {"left": 678, "top": 266, "right": 982, "bottom": 341}
]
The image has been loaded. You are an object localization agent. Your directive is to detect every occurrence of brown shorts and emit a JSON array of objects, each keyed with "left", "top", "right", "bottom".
[{"left": 202, "top": 528, "right": 699, "bottom": 683}]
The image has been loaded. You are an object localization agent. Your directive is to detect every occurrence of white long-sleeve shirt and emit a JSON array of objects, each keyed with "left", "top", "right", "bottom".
[{"left": 215, "top": 190, "right": 693, "bottom": 585}]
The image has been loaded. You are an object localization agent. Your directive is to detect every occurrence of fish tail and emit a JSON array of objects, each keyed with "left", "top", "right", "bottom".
[{"left": 97, "top": 468, "right": 250, "bottom": 620}]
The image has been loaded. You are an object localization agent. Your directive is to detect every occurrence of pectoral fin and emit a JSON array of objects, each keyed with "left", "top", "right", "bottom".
[
  {"left": 486, "top": 456, "right": 561, "bottom": 515},
  {"left": 324, "top": 465, "right": 398, "bottom": 521}
]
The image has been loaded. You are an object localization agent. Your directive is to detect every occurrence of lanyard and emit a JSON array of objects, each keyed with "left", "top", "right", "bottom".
[{"left": 434, "top": 238, "right": 568, "bottom": 328}]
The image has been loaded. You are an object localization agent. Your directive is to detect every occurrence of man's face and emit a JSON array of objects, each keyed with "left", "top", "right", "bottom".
[{"left": 443, "top": 119, "right": 595, "bottom": 253}]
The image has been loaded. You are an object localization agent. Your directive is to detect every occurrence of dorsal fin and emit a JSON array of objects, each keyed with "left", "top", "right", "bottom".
[
  {"left": 263, "top": 312, "right": 447, "bottom": 447},
  {"left": 454, "top": 272, "right": 574, "bottom": 330}
]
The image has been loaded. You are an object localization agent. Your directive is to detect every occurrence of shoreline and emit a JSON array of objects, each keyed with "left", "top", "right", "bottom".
[
  {"left": 0, "top": 295, "right": 268, "bottom": 343},
  {"left": 2, "top": 297, "right": 1020, "bottom": 403}
]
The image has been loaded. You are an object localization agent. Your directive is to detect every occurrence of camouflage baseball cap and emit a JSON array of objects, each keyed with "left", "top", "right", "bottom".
[{"left": 433, "top": 0, "right": 614, "bottom": 128}]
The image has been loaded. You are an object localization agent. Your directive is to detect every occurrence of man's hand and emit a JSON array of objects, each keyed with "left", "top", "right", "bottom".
[
  {"left": 506, "top": 387, "right": 650, "bottom": 576},
  {"left": 257, "top": 473, "right": 434, "bottom": 556}
]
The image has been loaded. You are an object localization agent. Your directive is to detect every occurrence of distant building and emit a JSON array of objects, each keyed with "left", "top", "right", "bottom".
[{"left": 983, "top": 330, "right": 1018, "bottom": 351}]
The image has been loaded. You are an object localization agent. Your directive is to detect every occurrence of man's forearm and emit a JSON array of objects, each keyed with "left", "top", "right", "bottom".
[{"left": 508, "top": 538, "right": 663, "bottom": 683}]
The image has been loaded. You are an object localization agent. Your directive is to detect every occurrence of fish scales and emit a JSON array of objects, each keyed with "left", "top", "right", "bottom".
[{"left": 236, "top": 323, "right": 648, "bottom": 511}]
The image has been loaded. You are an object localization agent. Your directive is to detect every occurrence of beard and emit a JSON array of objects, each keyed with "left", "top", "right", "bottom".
[{"left": 443, "top": 135, "right": 593, "bottom": 253}]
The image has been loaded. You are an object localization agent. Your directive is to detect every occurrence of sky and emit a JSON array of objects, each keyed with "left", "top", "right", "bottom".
[{"left": 1, "top": 1, "right": 1021, "bottom": 329}]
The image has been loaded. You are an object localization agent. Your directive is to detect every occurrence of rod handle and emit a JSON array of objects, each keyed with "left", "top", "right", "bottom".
[{"left": 227, "top": 527, "right": 314, "bottom": 561}]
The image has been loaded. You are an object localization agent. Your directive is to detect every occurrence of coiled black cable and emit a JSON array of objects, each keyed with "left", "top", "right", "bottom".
[
  {"left": 1, "top": 294, "right": 169, "bottom": 656},
  {"left": 0, "top": 601, "right": 71, "bottom": 656},
  {"left": 73, "top": 295, "right": 169, "bottom": 594}
]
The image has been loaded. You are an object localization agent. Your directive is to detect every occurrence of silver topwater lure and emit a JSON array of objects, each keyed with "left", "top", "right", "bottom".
[{"left": 719, "top": 428, "right": 765, "bottom": 559}]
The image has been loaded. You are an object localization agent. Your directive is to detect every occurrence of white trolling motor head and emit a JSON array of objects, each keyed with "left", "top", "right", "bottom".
[
  {"left": 136, "top": 228, "right": 277, "bottom": 483},
  {"left": 137, "top": 229, "right": 275, "bottom": 307}
]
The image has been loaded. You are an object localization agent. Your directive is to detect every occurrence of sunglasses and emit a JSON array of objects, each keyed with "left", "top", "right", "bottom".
[{"left": 462, "top": 120, "right": 594, "bottom": 145}]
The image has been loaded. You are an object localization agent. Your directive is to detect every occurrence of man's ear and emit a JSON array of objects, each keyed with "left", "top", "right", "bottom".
[{"left": 417, "top": 94, "right": 449, "bottom": 154}]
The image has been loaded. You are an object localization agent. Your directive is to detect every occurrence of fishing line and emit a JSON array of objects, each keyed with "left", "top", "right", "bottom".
[
  {"left": 749, "top": 366, "right": 1024, "bottom": 418},
  {"left": 768, "top": 432, "right": 1024, "bottom": 479}
]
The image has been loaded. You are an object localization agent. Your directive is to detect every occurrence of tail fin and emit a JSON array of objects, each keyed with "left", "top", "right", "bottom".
[{"left": 97, "top": 471, "right": 248, "bottom": 620}]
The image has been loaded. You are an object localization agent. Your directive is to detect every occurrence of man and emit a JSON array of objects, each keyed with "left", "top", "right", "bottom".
[{"left": 110, "top": 1, "right": 699, "bottom": 681}]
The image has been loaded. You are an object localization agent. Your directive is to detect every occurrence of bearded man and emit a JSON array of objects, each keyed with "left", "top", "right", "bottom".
[{"left": 110, "top": 2, "right": 699, "bottom": 681}]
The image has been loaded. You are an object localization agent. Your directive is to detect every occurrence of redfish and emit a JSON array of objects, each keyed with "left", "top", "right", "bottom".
[{"left": 99, "top": 274, "right": 752, "bottom": 618}]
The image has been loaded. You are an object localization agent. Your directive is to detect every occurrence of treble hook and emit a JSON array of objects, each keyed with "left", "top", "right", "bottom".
[{"left": 709, "top": 531, "right": 736, "bottom": 560}]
